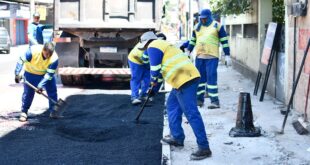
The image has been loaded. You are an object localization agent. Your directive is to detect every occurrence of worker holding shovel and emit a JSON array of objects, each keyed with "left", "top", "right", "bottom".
[
  {"left": 14, "top": 42, "right": 60, "bottom": 122},
  {"left": 138, "top": 31, "right": 212, "bottom": 160}
]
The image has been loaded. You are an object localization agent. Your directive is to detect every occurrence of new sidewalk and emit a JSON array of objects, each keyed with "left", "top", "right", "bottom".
[{"left": 162, "top": 64, "right": 310, "bottom": 165}]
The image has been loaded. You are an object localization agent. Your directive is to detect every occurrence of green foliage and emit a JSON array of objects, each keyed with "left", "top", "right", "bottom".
[
  {"left": 272, "top": 0, "right": 285, "bottom": 23},
  {"left": 210, "top": 0, "right": 253, "bottom": 16}
]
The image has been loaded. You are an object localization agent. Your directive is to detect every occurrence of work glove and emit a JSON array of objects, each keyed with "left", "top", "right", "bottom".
[
  {"left": 225, "top": 55, "right": 232, "bottom": 67},
  {"left": 36, "top": 87, "right": 43, "bottom": 94},
  {"left": 15, "top": 75, "right": 22, "bottom": 83},
  {"left": 180, "top": 45, "right": 185, "bottom": 52},
  {"left": 148, "top": 88, "right": 156, "bottom": 97},
  {"left": 148, "top": 83, "right": 157, "bottom": 97}
]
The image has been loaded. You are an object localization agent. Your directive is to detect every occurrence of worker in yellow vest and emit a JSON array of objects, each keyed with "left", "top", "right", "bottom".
[
  {"left": 128, "top": 42, "right": 151, "bottom": 105},
  {"left": 138, "top": 31, "right": 212, "bottom": 160},
  {"left": 128, "top": 33, "right": 166, "bottom": 105},
  {"left": 14, "top": 42, "right": 59, "bottom": 122},
  {"left": 187, "top": 9, "right": 231, "bottom": 108}
]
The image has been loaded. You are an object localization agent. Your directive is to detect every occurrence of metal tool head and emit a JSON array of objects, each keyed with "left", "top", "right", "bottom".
[
  {"left": 56, "top": 99, "right": 66, "bottom": 107},
  {"left": 54, "top": 99, "right": 66, "bottom": 115}
]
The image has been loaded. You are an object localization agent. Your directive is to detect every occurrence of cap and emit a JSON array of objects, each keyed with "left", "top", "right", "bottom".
[
  {"left": 199, "top": 9, "right": 211, "bottom": 19},
  {"left": 156, "top": 32, "right": 167, "bottom": 40},
  {"left": 138, "top": 31, "right": 158, "bottom": 49},
  {"left": 33, "top": 12, "right": 40, "bottom": 17}
]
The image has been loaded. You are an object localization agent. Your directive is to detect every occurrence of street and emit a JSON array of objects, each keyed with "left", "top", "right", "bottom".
[
  {"left": 1, "top": 46, "right": 310, "bottom": 165},
  {"left": 0, "top": 45, "right": 164, "bottom": 164},
  {"left": 1, "top": 0, "right": 310, "bottom": 164}
]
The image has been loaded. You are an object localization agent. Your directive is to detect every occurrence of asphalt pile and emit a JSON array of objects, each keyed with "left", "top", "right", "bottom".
[{"left": 0, "top": 93, "right": 164, "bottom": 165}]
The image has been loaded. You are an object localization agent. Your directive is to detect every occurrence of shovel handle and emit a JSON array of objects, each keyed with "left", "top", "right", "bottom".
[
  {"left": 24, "top": 80, "right": 58, "bottom": 105},
  {"left": 135, "top": 85, "right": 155, "bottom": 121}
]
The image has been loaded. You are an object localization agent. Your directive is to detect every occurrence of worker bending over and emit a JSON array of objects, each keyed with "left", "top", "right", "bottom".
[
  {"left": 128, "top": 33, "right": 166, "bottom": 105},
  {"left": 14, "top": 42, "right": 60, "bottom": 122},
  {"left": 138, "top": 31, "right": 212, "bottom": 160}
]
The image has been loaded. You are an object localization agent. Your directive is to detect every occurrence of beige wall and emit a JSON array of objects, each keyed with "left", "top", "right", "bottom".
[
  {"left": 226, "top": 0, "right": 260, "bottom": 72},
  {"left": 286, "top": 1, "right": 310, "bottom": 118}
]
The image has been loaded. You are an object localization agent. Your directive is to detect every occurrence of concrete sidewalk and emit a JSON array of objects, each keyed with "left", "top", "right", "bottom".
[{"left": 163, "top": 64, "right": 310, "bottom": 165}]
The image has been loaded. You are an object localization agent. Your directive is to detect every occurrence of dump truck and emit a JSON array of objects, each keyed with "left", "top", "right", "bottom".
[{"left": 54, "top": 0, "right": 163, "bottom": 85}]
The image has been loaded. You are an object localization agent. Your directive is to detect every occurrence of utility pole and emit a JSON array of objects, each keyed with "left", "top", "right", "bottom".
[
  {"left": 188, "top": 0, "right": 193, "bottom": 39},
  {"left": 30, "top": 0, "right": 35, "bottom": 21}
]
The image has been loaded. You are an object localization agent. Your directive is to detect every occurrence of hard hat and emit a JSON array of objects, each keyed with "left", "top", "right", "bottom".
[
  {"left": 138, "top": 31, "right": 158, "bottom": 49},
  {"left": 33, "top": 12, "right": 40, "bottom": 17},
  {"left": 199, "top": 9, "right": 211, "bottom": 19},
  {"left": 156, "top": 32, "right": 167, "bottom": 40}
]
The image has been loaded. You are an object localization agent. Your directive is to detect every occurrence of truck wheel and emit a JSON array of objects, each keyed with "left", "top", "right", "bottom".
[{"left": 60, "top": 75, "right": 73, "bottom": 86}]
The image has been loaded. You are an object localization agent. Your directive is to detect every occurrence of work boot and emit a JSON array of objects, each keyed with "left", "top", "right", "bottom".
[
  {"left": 132, "top": 99, "right": 142, "bottom": 105},
  {"left": 19, "top": 112, "right": 28, "bottom": 122},
  {"left": 190, "top": 148, "right": 212, "bottom": 160},
  {"left": 160, "top": 137, "right": 184, "bottom": 147},
  {"left": 197, "top": 100, "right": 204, "bottom": 107},
  {"left": 207, "top": 103, "right": 220, "bottom": 109},
  {"left": 49, "top": 111, "right": 63, "bottom": 119},
  {"left": 142, "top": 96, "right": 153, "bottom": 102}
]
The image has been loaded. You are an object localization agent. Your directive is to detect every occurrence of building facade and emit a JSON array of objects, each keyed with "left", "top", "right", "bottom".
[
  {"left": 0, "top": 1, "right": 30, "bottom": 45},
  {"left": 225, "top": 0, "right": 310, "bottom": 120}
]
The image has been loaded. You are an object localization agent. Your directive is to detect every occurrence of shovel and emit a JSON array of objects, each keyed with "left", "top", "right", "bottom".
[
  {"left": 23, "top": 79, "right": 66, "bottom": 113},
  {"left": 134, "top": 84, "right": 155, "bottom": 123}
]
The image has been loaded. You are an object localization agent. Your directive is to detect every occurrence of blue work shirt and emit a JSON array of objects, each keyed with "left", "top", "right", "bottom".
[{"left": 28, "top": 23, "right": 44, "bottom": 46}]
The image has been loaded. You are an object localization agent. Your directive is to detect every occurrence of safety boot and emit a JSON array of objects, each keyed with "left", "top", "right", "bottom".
[
  {"left": 142, "top": 96, "right": 153, "bottom": 102},
  {"left": 19, "top": 112, "right": 28, "bottom": 122},
  {"left": 160, "top": 137, "right": 184, "bottom": 147},
  {"left": 131, "top": 99, "right": 142, "bottom": 105},
  {"left": 207, "top": 103, "right": 220, "bottom": 109},
  {"left": 190, "top": 148, "right": 212, "bottom": 160}
]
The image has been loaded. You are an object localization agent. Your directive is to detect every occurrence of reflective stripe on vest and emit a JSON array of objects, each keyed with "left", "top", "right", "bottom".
[{"left": 24, "top": 45, "right": 57, "bottom": 75}]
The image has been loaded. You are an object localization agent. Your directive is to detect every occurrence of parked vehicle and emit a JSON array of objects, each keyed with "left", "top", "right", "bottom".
[
  {"left": 54, "top": 0, "right": 163, "bottom": 85},
  {"left": 0, "top": 27, "right": 11, "bottom": 54}
]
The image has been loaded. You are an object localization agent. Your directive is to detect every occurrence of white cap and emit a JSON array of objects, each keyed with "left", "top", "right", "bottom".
[{"left": 138, "top": 31, "right": 158, "bottom": 49}]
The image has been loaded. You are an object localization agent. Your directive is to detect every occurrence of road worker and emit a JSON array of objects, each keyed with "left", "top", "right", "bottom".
[
  {"left": 14, "top": 42, "right": 60, "bottom": 122},
  {"left": 187, "top": 9, "right": 231, "bottom": 108},
  {"left": 138, "top": 31, "right": 212, "bottom": 160},
  {"left": 128, "top": 42, "right": 151, "bottom": 105},
  {"left": 28, "top": 12, "right": 44, "bottom": 46},
  {"left": 128, "top": 33, "right": 166, "bottom": 105}
]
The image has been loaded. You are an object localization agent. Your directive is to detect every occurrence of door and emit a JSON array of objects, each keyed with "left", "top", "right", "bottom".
[{"left": 15, "top": 20, "right": 26, "bottom": 45}]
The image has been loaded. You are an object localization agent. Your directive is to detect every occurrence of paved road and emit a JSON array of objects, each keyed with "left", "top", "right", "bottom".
[{"left": 0, "top": 45, "right": 164, "bottom": 164}]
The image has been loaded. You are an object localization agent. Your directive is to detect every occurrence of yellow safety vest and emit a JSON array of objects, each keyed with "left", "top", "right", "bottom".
[
  {"left": 24, "top": 45, "right": 58, "bottom": 75},
  {"left": 128, "top": 43, "right": 145, "bottom": 65},
  {"left": 195, "top": 21, "right": 221, "bottom": 57},
  {"left": 149, "top": 40, "right": 200, "bottom": 89}
]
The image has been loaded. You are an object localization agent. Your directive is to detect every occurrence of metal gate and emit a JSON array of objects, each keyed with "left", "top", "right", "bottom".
[{"left": 15, "top": 20, "right": 26, "bottom": 45}]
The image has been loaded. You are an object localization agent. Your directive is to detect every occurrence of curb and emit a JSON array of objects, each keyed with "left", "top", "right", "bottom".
[{"left": 161, "top": 114, "right": 171, "bottom": 165}]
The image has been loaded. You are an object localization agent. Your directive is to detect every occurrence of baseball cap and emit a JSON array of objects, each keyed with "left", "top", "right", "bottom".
[{"left": 138, "top": 31, "right": 158, "bottom": 49}]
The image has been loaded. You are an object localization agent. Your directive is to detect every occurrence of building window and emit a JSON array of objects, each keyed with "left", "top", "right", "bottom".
[
  {"left": 232, "top": 25, "right": 241, "bottom": 37},
  {"left": 225, "top": 25, "right": 230, "bottom": 36},
  {"left": 244, "top": 24, "right": 258, "bottom": 38}
]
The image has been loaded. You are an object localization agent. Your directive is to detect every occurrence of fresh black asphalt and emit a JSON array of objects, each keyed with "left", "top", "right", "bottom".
[{"left": 0, "top": 93, "right": 164, "bottom": 165}]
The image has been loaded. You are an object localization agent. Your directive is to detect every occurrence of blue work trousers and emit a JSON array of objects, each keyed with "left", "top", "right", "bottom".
[
  {"left": 195, "top": 58, "right": 219, "bottom": 104},
  {"left": 128, "top": 60, "right": 150, "bottom": 100},
  {"left": 167, "top": 78, "right": 210, "bottom": 149},
  {"left": 22, "top": 71, "right": 58, "bottom": 113}
]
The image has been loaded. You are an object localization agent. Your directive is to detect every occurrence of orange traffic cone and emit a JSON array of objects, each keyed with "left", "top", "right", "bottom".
[{"left": 229, "top": 92, "right": 261, "bottom": 137}]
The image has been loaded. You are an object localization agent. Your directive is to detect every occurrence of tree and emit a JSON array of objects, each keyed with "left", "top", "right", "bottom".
[{"left": 210, "top": 0, "right": 252, "bottom": 16}]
